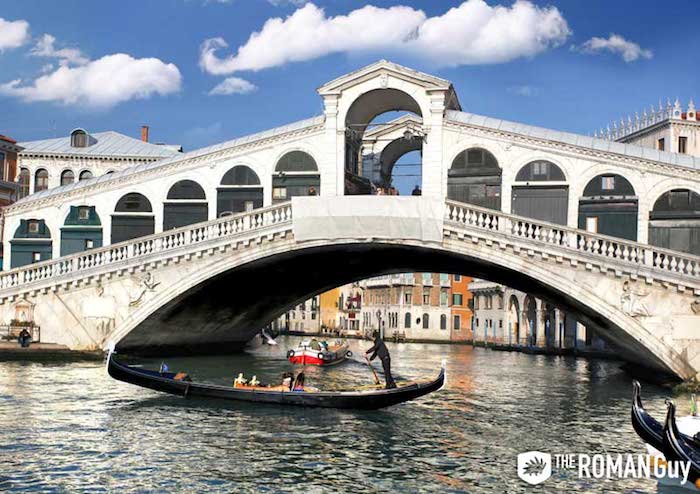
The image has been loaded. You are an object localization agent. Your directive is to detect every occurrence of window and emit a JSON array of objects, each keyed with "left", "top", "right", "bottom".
[
  {"left": 658, "top": 138, "right": 665, "bottom": 151},
  {"left": 422, "top": 314, "right": 429, "bottom": 329},
  {"left": 79, "top": 170, "right": 93, "bottom": 181},
  {"left": 585, "top": 217, "right": 598, "bottom": 233},
  {"left": 244, "top": 201, "right": 254, "bottom": 212},
  {"left": 485, "top": 296, "right": 492, "bottom": 309},
  {"left": 454, "top": 274, "right": 461, "bottom": 282},
  {"left": 679, "top": 136, "right": 688, "bottom": 154},
  {"left": 19, "top": 168, "right": 30, "bottom": 198},
  {"left": 78, "top": 207, "right": 90, "bottom": 220},
  {"left": 453, "top": 315, "right": 461, "bottom": 330},
  {"left": 601, "top": 176, "right": 615, "bottom": 190},
  {"left": 35, "top": 169, "right": 49, "bottom": 192},
  {"left": 32, "top": 252, "right": 41, "bottom": 263},
  {"left": 0, "top": 151, "right": 5, "bottom": 181},
  {"left": 28, "top": 221, "right": 40, "bottom": 234},
  {"left": 452, "top": 293, "right": 463, "bottom": 306},
  {"left": 440, "top": 289, "right": 448, "bottom": 307},
  {"left": 273, "top": 187, "right": 287, "bottom": 200},
  {"left": 422, "top": 288, "right": 430, "bottom": 305},
  {"left": 404, "top": 312, "right": 411, "bottom": 329},
  {"left": 497, "top": 294, "right": 504, "bottom": 310},
  {"left": 533, "top": 161, "right": 549, "bottom": 176},
  {"left": 499, "top": 320, "right": 503, "bottom": 329},
  {"left": 71, "top": 129, "right": 88, "bottom": 148},
  {"left": 669, "top": 190, "right": 690, "bottom": 209},
  {"left": 474, "top": 296, "right": 480, "bottom": 309},
  {"left": 476, "top": 318, "right": 479, "bottom": 328},
  {"left": 440, "top": 314, "right": 447, "bottom": 330},
  {"left": 60, "top": 170, "right": 75, "bottom": 186},
  {"left": 85, "top": 239, "right": 94, "bottom": 249},
  {"left": 404, "top": 290, "right": 412, "bottom": 305}
]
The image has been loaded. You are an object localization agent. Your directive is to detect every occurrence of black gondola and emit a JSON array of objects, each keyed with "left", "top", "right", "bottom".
[
  {"left": 631, "top": 380, "right": 700, "bottom": 452},
  {"left": 663, "top": 401, "right": 700, "bottom": 485},
  {"left": 107, "top": 352, "right": 445, "bottom": 410}
]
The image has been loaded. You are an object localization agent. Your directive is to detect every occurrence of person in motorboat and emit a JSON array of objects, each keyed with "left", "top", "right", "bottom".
[
  {"left": 366, "top": 331, "right": 397, "bottom": 389},
  {"left": 249, "top": 375, "right": 260, "bottom": 387},
  {"left": 309, "top": 339, "right": 322, "bottom": 351}
]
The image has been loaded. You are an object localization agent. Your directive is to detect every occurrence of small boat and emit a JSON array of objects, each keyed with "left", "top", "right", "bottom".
[
  {"left": 106, "top": 352, "right": 445, "bottom": 410},
  {"left": 632, "top": 380, "right": 700, "bottom": 454},
  {"left": 663, "top": 401, "right": 700, "bottom": 486},
  {"left": 287, "top": 339, "right": 351, "bottom": 366}
]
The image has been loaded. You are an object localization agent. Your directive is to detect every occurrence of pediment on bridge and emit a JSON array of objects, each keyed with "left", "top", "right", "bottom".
[
  {"left": 317, "top": 60, "right": 461, "bottom": 110},
  {"left": 362, "top": 114, "right": 423, "bottom": 142}
]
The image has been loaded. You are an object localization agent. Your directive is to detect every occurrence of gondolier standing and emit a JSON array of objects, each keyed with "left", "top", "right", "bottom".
[{"left": 366, "top": 331, "right": 397, "bottom": 389}]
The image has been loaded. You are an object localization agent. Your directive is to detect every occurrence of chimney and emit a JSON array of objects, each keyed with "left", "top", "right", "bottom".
[{"left": 141, "top": 125, "right": 149, "bottom": 142}]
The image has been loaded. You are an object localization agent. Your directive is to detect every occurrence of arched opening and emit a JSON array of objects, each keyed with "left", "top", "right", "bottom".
[
  {"left": 10, "top": 219, "right": 52, "bottom": 268},
  {"left": 111, "top": 193, "right": 154, "bottom": 243},
  {"left": 404, "top": 312, "right": 411, "bottom": 329},
  {"left": 61, "top": 206, "right": 102, "bottom": 256},
  {"left": 18, "top": 168, "right": 30, "bottom": 198},
  {"left": 60, "top": 170, "right": 75, "bottom": 187},
  {"left": 447, "top": 148, "right": 502, "bottom": 210},
  {"left": 345, "top": 89, "right": 423, "bottom": 195},
  {"left": 163, "top": 180, "right": 208, "bottom": 230},
  {"left": 512, "top": 160, "right": 568, "bottom": 224},
  {"left": 440, "top": 314, "right": 447, "bottom": 330},
  {"left": 524, "top": 295, "right": 537, "bottom": 346},
  {"left": 422, "top": 313, "right": 429, "bottom": 329},
  {"left": 218, "top": 166, "right": 263, "bottom": 215},
  {"left": 34, "top": 169, "right": 48, "bottom": 193},
  {"left": 272, "top": 152, "right": 320, "bottom": 203},
  {"left": 79, "top": 170, "right": 94, "bottom": 181},
  {"left": 543, "top": 303, "right": 556, "bottom": 348},
  {"left": 649, "top": 189, "right": 700, "bottom": 255},
  {"left": 578, "top": 174, "right": 638, "bottom": 240},
  {"left": 508, "top": 295, "right": 520, "bottom": 345}
]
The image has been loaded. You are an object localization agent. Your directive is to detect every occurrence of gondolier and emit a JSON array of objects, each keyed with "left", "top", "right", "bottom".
[{"left": 366, "top": 331, "right": 396, "bottom": 389}]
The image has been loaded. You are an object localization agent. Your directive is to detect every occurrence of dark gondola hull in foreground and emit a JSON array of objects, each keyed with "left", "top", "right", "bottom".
[
  {"left": 107, "top": 353, "right": 445, "bottom": 410},
  {"left": 631, "top": 380, "right": 665, "bottom": 452},
  {"left": 663, "top": 402, "right": 700, "bottom": 485}
]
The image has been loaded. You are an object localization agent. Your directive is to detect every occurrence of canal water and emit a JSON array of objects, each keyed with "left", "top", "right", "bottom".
[{"left": 0, "top": 337, "right": 690, "bottom": 493}]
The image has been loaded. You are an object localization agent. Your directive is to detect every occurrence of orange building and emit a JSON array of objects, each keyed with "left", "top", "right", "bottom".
[
  {"left": 450, "top": 274, "right": 473, "bottom": 341},
  {"left": 0, "top": 135, "right": 23, "bottom": 269}
]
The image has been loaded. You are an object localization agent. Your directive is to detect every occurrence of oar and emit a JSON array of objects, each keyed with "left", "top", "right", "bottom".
[{"left": 364, "top": 355, "right": 381, "bottom": 385}]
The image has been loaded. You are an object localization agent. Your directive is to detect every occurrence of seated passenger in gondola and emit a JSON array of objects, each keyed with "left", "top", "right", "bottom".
[
  {"left": 173, "top": 372, "right": 191, "bottom": 382},
  {"left": 282, "top": 372, "right": 294, "bottom": 390},
  {"left": 293, "top": 372, "right": 305, "bottom": 392}
]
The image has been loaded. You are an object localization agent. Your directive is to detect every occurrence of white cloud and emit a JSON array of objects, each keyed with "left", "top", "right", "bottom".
[
  {"left": 31, "top": 34, "right": 89, "bottom": 66},
  {"left": 0, "top": 53, "right": 182, "bottom": 108},
  {"left": 0, "top": 17, "right": 30, "bottom": 51},
  {"left": 199, "top": 0, "right": 571, "bottom": 75},
  {"left": 508, "top": 85, "right": 537, "bottom": 97},
  {"left": 578, "top": 34, "right": 652, "bottom": 62},
  {"left": 267, "top": 0, "right": 308, "bottom": 6},
  {"left": 208, "top": 76, "right": 257, "bottom": 95}
]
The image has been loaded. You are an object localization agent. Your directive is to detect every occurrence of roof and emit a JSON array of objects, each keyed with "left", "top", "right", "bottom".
[
  {"left": 18, "top": 131, "right": 181, "bottom": 159},
  {"left": 0, "top": 134, "right": 17, "bottom": 144},
  {"left": 445, "top": 110, "right": 700, "bottom": 171},
  {"left": 11, "top": 115, "right": 325, "bottom": 208}
]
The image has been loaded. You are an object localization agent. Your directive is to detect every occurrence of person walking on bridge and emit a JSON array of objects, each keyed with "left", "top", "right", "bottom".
[{"left": 366, "top": 331, "right": 396, "bottom": 389}]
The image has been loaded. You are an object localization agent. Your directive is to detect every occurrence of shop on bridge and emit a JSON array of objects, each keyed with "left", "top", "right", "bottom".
[
  {"left": 272, "top": 151, "right": 320, "bottom": 203},
  {"left": 60, "top": 206, "right": 102, "bottom": 256},
  {"left": 511, "top": 160, "right": 568, "bottom": 225},
  {"left": 578, "top": 174, "right": 638, "bottom": 241},
  {"left": 10, "top": 219, "right": 52, "bottom": 268},
  {"left": 111, "top": 193, "right": 155, "bottom": 244},
  {"left": 163, "top": 180, "right": 208, "bottom": 230},
  {"left": 649, "top": 189, "right": 700, "bottom": 255},
  {"left": 447, "top": 148, "right": 502, "bottom": 210},
  {"left": 216, "top": 165, "right": 263, "bottom": 216}
]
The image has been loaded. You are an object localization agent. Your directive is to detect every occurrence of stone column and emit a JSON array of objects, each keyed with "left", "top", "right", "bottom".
[
  {"left": 421, "top": 93, "right": 446, "bottom": 199},
  {"left": 554, "top": 308, "right": 562, "bottom": 349},
  {"left": 535, "top": 309, "right": 546, "bottom": 347}
]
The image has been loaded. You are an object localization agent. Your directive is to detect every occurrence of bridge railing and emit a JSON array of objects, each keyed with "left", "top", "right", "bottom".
[
  {"left": 0, "top": 202, "right": 293, "bottom": 291},
  {"left": 445, "top": 200, "right": 700, "bottom": 280}
]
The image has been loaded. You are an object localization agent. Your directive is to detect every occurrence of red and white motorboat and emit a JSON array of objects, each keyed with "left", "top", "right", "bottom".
[{"left": 287, "top": 339, "right": 351, "bottom": 366}]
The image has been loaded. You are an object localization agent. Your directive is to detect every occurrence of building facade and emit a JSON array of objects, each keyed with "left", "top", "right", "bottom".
[
  {"left": 360, "top": 273, "right": 452, "bottom": 342},
  {"left": 449, "top": 274, "right": 473, "bottom": 341}
]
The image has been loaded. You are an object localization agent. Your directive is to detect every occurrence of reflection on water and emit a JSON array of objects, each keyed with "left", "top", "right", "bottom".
[{"left": 0, "top": 337, "right": 685, "bottom": 492}]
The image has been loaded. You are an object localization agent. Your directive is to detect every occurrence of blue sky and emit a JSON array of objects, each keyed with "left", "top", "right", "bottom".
[{"left": 2, "top": 0, "right": 699, "bottom": 158}]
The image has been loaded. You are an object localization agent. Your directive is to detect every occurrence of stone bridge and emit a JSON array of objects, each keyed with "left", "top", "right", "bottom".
[{"left": 1, "top": 196, "right": 700, "bottom": 380}]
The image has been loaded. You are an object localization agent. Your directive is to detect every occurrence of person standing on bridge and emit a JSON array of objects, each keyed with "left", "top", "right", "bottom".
[{"left": 366, "top": 331, "right": 396, "bottom": 389}]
